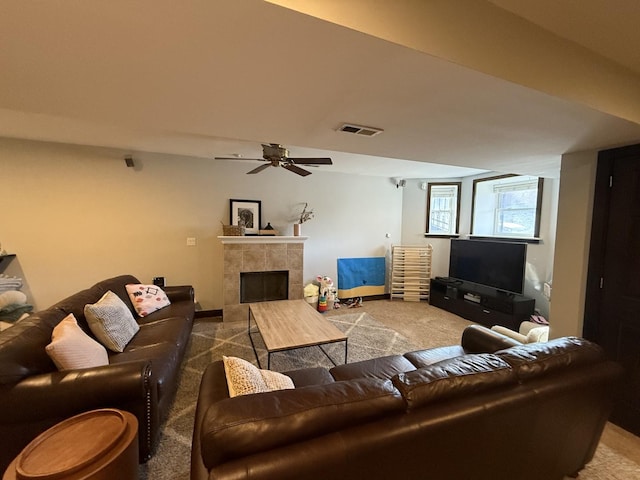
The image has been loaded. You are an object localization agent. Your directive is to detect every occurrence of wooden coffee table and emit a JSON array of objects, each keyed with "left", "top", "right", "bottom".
[{"left": 248, "top": 299, "right": 348, "bottom": 369}]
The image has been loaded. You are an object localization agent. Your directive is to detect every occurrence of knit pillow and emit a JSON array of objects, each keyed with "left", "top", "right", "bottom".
[
  {"left": 125, "top": 284, "right": 171, "bottom": 317},
  {"left": 84, "top": 290, "right": 139, "bottom": 352},
  {"left": 223, "top": 356, "right": 294, "bottom": 397},
  {"left": 46, "top": 313, "right": 109, "bottom": 370}
]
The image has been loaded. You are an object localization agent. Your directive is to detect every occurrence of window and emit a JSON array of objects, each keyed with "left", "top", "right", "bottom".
[
  {"left": 471, "top": 174, "right": 543, "bottom": 239},
  {"left": 426, "top": 182, "right": 461, "bottom": 235}
]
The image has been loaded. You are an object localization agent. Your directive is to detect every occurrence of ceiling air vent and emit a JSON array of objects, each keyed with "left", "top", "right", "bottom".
[{"left": 338, "top": 123, "right": 383, "bottom": 137}]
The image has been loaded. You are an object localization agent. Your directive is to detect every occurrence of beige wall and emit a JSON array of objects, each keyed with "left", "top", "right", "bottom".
[
  {"left": 0, "top": 136, "right": 607, "bottom": 336},
  {"left": 549, "top": 150, "right": 598, "bottom": 338},
  {"left": 1, "top": 138, "right": 402, "bottom": 310}
]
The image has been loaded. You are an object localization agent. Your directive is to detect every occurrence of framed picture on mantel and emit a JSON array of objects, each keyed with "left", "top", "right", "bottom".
[{"left": 230, "top": 199, "right": 261, "bottom": 235}]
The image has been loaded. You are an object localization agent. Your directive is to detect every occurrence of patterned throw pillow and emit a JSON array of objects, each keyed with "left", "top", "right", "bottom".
[
  {"left": 46, "top": 313, "right": 109, "bottom": 370},
  {"left": 223, "top": 356, "right": 294, "bottom": 397},
  {"left": 125, "top": 284, "right": 171, "bottom": 317},
  {"left": 84, "top": 290, "right": 139, "bottom": 352}
]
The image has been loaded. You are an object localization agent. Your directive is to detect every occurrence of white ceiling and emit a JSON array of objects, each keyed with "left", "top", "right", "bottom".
[{"left": 1, "top": 0, "right": 640, "bottom": 179}]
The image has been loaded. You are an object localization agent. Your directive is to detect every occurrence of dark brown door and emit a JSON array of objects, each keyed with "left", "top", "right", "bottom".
[{"left": 586, "top": 143, "right": 640, "bottom": 434}]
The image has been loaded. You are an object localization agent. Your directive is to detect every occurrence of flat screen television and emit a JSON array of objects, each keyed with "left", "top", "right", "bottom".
[{"left": 448, "top": 239, "right": 527, "bottom": 294}]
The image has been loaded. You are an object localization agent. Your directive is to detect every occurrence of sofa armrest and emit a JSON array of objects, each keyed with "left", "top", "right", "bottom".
[
  {"left": 519, "top": 321, "right": 550, "bottom": 342},
  {"left": 0, "top": 360, "right": 155, "bottom": 422},
  {"left": 491, "top": 325, "right": 528, "bottom": 343},
  {"left": 0, "top": 360, "right": 159, "bottom": 468},
  {"left": 461, "top": 324, "right": 522, "bottom": 353},
  {"left": 199, "top": 378, "right": 404, "bottom": 470},
  {"left": 164, "top": 285, "right": 195, "bottom": 303}
]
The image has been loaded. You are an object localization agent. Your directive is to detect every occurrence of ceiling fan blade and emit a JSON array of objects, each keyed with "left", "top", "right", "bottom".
[
  {"left": 283, "top": 164, "right": 312, "bottom": 176},
  {"left": 289, "top": 157, "right": 333, "bottom": 165},
  {"left": 247, "top": 164, "right": 271, "bottom": 175},
  {"left": 214, "top": 157, "right": 264, "bottom": 162}
]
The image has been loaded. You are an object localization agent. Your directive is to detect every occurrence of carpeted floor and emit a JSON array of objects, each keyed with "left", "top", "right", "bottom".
[{"left": 138, "top": 299, "right": 640, "bottom": 480}]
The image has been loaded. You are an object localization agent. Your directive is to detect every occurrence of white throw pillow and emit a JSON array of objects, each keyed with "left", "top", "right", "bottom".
[
  {"left": 223, "top": 356, "right": 294, "bottom": 397},
  {"left": 125, "top": 283, "right": 171, "bottom": 317},
  {"left": 45, "top": 313, "right": 109, "bottom": 370},
  {"left": 84, "top": 290, "right": 139, "bottom": 352}
]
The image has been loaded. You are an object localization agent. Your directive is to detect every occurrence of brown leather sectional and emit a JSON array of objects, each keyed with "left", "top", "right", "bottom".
[
  {"left": 191, "top": 325, "right": 623, "bottom": 480},
  {"left": 0, "top": 274, "right": 195, "bottom": 472}
]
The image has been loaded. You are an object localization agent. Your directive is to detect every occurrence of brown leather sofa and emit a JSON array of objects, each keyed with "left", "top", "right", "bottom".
[
  {"left": 0, "top": 274, "right": 195, "bottom": 471},
  {"left": 191, "top": 325, "right": 623, "bottom": 480}
]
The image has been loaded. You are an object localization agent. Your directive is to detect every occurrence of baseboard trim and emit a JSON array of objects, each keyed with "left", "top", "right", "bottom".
[
  {"left": 339, "top": 293, "right": 390, "bottom": 302},
  {"left": 198, "top": 296, "right": 391, "bottom": 321},
  {"left": 195, "top": 309, "right": 223, "bottom": 319}
]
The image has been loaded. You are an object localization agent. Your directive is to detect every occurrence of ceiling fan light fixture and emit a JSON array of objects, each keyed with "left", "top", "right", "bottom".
[
  {"left": 338, "top": 123, "right": 384, "bottom": 137},
  {"left": 215, "top": 143, "right": 332, "bottom": 177}
]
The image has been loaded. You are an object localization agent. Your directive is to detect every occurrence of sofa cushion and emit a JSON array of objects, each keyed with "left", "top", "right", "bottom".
[
  {"left": 495, "top": 336, "right": 604, "bottom": 380},
  {"left": 125, "top": 316, "right": 192, "bottom": 353},
  {"left": 53, "top": 275, "right": 140, "bottom": 329},
  {"left": 109, "top": 316, "right": 191, "bottom": 400},
  {"left": 45, "top": 313, "right": 109, "bottom": 370},
  {"left": 392, "top": 353, "right": 517, "bottom": 410},
  {"left": 330, "top": 354, "right": 416, "bottom": 381},
  {"left": 404, "top": 345, "right": 466, "bottom": 368},
  {"left": 125, "top": 284, "right": 171, "bottom": 317},
  {"left": 84, "top": 290, "right": 139, "bottom": 352},
  {"left": 200, "top": 377, "right": 404, "bottom": 469},
  {"left": 284, "top": 367, "right": 335, "bottom": 387},
  {"left": 137, "top": 300, "right": 195, "bottom": 326},
  {"left": 223, "top": 356, "right": 294, "bottom": 397}
]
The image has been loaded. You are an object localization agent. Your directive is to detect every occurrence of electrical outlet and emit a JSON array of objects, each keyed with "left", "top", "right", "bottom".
[{"left": 186, "top": 237, "right": 196, "bottom": 246}]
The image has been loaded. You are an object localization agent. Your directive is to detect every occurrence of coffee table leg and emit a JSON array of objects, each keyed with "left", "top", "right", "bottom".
[
  {"left": 344, "top": 339, "right": 348, "bottom": 364},
  {"left": 317, "top": 339, "right": 348, "bottom": 366},
  {"left": 247, "top": 307, "right": 263, "bottom": 369}
]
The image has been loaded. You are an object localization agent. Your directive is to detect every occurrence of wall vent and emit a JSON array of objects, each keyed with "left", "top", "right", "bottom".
[{"left": 338, "top": 123, "right": 383, "bottom": 137}]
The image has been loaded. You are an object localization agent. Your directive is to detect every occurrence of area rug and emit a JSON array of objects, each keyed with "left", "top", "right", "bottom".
[{"left": 138, "top": 312, "right": 418, "bottom": 479}]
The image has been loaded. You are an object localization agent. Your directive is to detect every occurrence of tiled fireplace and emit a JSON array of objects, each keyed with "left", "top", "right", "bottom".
[{"left": 219, "top": 236, "right": 307, "bottom": 322}]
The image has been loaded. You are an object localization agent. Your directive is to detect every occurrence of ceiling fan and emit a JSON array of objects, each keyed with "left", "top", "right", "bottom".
[{"left": 215, "top": 143, "right": 332, "bottom": 176}]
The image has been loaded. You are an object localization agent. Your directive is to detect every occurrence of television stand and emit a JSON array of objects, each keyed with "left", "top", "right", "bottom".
[{"left": 430, "top": 278, "right": 535, "bottom": 330}]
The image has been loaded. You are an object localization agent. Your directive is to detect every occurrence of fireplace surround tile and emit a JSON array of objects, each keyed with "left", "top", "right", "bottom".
[
  {"left": 220, "top": 237, "right": 307, "bottom": 322},
  {"left": 223, "top": 273, "right": 240, "bottom": 305},
  {"left": 266, "top": 251, "right": 288, "bottom": 270}
]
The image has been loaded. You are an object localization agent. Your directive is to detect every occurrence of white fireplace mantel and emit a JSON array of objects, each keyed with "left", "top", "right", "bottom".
[{"left": 217, "top": 236, "right": 308, "bottom": 244}]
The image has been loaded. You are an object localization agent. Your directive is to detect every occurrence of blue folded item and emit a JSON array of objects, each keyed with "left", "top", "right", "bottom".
[{"left": 337, "top": 257, "right": 385, "bottom": 298}]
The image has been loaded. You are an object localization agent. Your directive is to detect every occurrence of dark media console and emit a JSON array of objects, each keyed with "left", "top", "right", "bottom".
[{"left": 430, "top": 277, "right": 535, "bottom": 330}]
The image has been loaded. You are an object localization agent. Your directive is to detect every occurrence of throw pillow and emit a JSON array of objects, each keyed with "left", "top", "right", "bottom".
[
  {"left": 223, "top": 356, "right": 294, "bottom": 397},
  {"left": 125, "top": 284, "right": 171, "bottom": 317},
  {"left": 84, "top": 290, "right": 139, "bottom": 352},
  {"left": 45, "top": 313, "right": 109, "bottom": 370}
]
